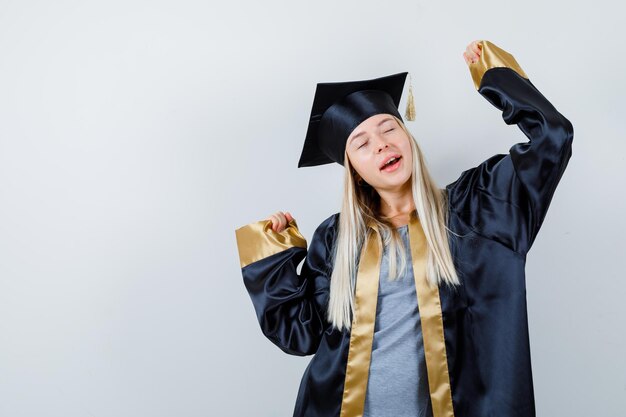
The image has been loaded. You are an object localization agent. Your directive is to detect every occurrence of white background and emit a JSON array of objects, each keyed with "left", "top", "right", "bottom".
[{"left": 1, "top": 0, "right": 624, "bottom": 416}]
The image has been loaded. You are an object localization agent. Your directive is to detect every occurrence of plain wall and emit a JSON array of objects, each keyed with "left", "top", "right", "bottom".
[{"left": 1, "top": 0, "right": 624, "bottom": 416}]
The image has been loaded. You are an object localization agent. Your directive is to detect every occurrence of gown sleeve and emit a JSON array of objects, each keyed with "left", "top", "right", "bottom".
[
  {"left": 234, "top": 213, "right": 337, "bottom": 356},
  {"left": 446, "top": 40, "right": 574, "bottom": 256}
]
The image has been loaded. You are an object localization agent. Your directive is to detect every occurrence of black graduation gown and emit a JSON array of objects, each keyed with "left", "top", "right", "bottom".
[{"left": 234, "top": 40, "right": 574, "bottom": 417}]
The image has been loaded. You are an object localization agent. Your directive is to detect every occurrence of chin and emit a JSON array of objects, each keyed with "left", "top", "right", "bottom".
[
  {"left": 395, "top": 171, "right": 413, "bottom": 188},
  {"left": 376, "top": 174, "right": 411, "bottom": 190}
]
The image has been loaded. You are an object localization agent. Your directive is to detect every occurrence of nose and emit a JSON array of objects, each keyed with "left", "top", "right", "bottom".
[
  {"left": 375, "top": 136, "right": 390, "bottom": 153},
  {"left": 365, "top": 130, "right": 392, "bottom": 156}
]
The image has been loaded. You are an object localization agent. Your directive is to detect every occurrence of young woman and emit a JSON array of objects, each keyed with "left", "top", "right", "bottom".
[{"left": 235, "top": 40, "right": 574, "bottom": 417}]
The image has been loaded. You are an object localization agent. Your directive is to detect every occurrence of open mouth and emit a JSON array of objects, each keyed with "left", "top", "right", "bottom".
[{"left": 380, "top": 156, "right": 402, "bottom": 172}]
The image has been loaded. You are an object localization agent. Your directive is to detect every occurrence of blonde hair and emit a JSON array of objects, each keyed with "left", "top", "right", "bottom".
[{"left": 326, "top": 115, "right": 462, "bottom": 332}]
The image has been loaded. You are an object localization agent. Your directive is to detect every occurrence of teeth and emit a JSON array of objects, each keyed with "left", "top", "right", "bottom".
[{"left": 384, "top": 157, "right": 398, "bottom": 167}]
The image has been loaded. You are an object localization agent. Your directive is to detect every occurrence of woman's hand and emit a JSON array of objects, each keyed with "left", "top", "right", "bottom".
[
  {"left": 267, "top": 211, "right": 294, "bottom": 233},
  {"left": 462, "top": 40, "right": 482, "bottom": 65}
]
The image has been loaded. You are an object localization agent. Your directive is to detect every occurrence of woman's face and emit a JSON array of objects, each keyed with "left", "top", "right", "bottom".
[{"left": 345, "top": 113, "right": 413, "bottom": 192}]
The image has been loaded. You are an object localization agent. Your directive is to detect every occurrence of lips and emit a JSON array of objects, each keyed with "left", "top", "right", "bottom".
[{"left": 379, "top": 154, "right": 402, "bottom": 170}]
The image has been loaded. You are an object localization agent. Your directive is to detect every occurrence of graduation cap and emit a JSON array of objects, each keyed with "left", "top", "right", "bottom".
[{"left": 298, "top": 71, "right": 415, "bottom": 168}]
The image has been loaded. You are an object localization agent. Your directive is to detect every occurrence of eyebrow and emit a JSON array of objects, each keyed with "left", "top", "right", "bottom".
[{"left": 349, "top": 117, "right": 394, "bottom": 143}]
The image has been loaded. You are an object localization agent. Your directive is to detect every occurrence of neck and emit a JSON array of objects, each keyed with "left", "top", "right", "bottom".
[{"left": 378, "top": 182, "right": 415, "bottom": 222}]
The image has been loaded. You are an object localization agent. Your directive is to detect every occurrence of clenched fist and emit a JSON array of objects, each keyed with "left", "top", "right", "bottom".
[
  {"left": 267, "top": 211, "right": 294, "bottom": 233},
  {"left": 462, "top": 40, "right": 482, "bottom": 65}
]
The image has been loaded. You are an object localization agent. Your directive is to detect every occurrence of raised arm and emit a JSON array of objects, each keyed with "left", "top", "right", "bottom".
[
  {"left": 447, "top": 40, "right": 574, "bottom": 255},
  {"left": 234, "top": 213, "right": 337, "bottom": 356}
]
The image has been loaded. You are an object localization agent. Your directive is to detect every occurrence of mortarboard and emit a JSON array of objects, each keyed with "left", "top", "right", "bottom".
[{"left": 298, "top": 72, "right": 415, "bottom": 168}]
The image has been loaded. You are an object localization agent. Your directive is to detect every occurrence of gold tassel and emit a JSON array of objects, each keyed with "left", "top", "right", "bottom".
[{"left": 404, "top": 73, "right": 416, "bottom": 121}]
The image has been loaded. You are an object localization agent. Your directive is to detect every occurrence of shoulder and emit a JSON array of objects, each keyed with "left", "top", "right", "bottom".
[
  {"left": 311, "top": 212, "right": 340, "bottom": 251},
  {"left": 316, "top": 211, "right": 340, "bottom": 231},
  {"left": 444, "top": 153, "right": 510, "bottom": 209},
  {"left": 314, "top": 211, "right": 340, "bottom": 237},
  {"left": 301, "top": 212, "right": 340, "bottom": 274}
]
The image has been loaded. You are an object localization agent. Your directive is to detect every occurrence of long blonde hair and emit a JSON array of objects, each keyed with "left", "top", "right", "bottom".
[{"left": 326, "top": 115, "right": 461, "bottom": 332}]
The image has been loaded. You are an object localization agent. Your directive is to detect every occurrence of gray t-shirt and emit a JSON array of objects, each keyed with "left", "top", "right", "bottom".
[{"left": 362, "top": 225, "right": 434, "bottom": 417}]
